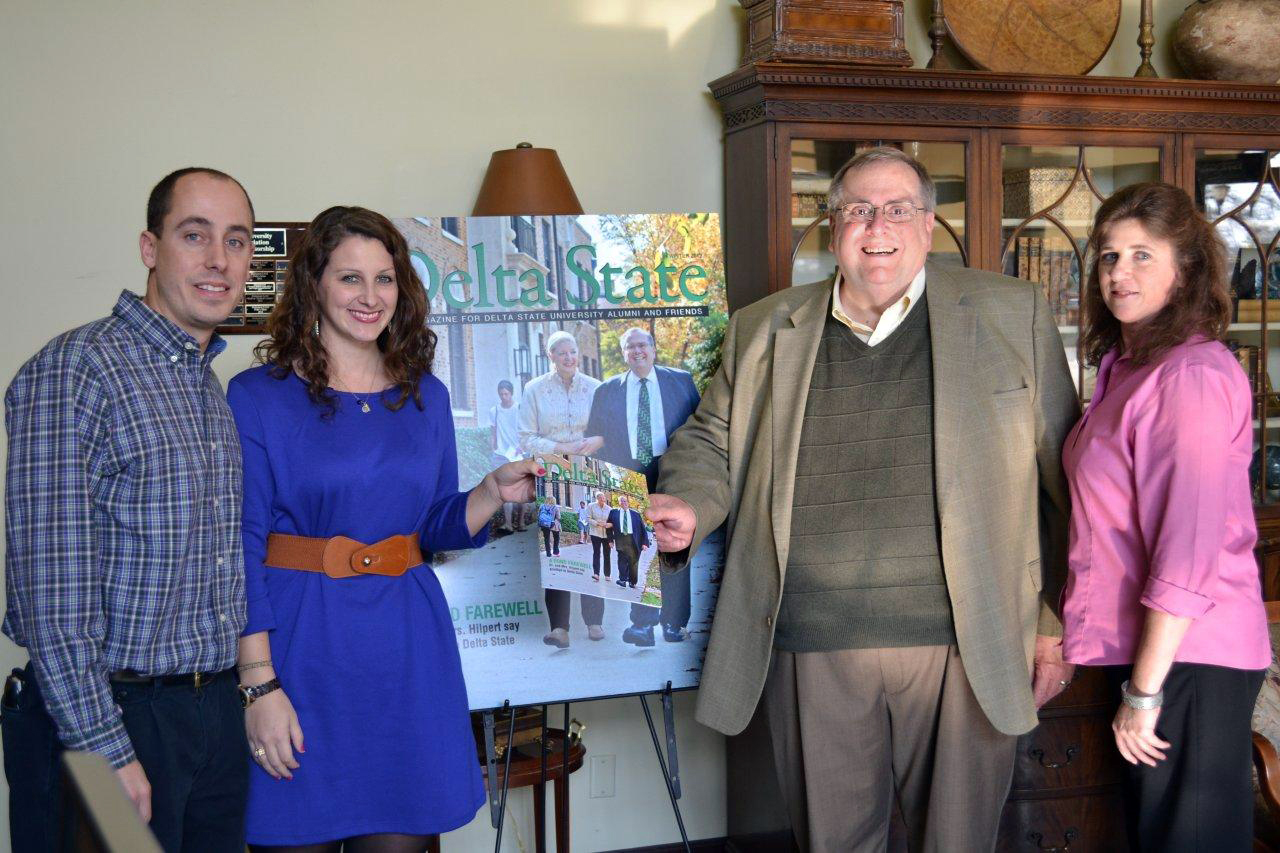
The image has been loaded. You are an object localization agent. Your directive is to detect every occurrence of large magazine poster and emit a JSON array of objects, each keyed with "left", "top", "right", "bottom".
[{"left": 395, "top": 214, "right": 727, "bottom": 710}]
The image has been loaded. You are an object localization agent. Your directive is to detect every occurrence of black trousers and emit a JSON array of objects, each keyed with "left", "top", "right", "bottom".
[
  {"left": 540, "top": 526, "right": 560, "bottom": 556},
  {"left": 2, "top": 662, "right": 248, "bottom": 853},
  {"left": 544, "top": 589, "right": 605, "bottom": 630},
  {"left": 1102, "top": 662, "right": 1264, "bottom": 853},
  {"left": 590, "top": 535, "right": 611, "bottom": 577},
  {"left": 614, "top": 538, "right": 640, "bottom": 587},
  {"left": 631, "top": 565, "right": 692, "bottom": 630}
]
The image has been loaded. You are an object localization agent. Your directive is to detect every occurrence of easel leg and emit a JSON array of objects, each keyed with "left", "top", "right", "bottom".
[
  {"left": 534, "top": 779, "right": 546, "bottom": 853},
  {"left": 538, "top": 703, "right": 548, "bottom": 853},
  {"left": 662, "top": 688, "right": 681, "bottom": 799},
  {"left": 554, "top": 771, "right": 569, "bottom": 853},
  {"left": 493, "top": 702, "right": 517, "bottom": 853},
  {"left": 558, "top": 701, "right": 571, "bottom": 853},
  {"left": 484, "top": 710, "right": 500, "bottom": 828},
  {"left": 639, "top": 686, "right": 690, "bottom": 852}
]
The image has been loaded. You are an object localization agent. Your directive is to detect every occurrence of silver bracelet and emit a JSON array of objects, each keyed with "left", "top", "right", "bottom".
[
  {"left": 236, "top": 660, "right": 273, "bottom": 673},
  {"left": 1121, "top": 679, "right": 1163, "bottom": 710}
]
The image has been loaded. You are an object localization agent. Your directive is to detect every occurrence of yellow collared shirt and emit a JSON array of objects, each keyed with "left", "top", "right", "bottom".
[{"left": 830, "top": 267, "right": 927, "bottom": 346}]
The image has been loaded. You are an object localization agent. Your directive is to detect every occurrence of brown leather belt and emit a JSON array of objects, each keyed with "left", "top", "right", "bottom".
[{"left": 265, "top": 533, "right": 424, "bottom": 579}]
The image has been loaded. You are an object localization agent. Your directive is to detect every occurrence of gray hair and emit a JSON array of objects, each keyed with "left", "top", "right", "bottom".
[
  {"left": 545, "top": 330, "right": 577, "bottom": 357},
  {"left": 827, "top": 147, "right": 937, "bottom": 214},
  {"left": 619, "top": 327, "right": 655, "bottom": 350}
]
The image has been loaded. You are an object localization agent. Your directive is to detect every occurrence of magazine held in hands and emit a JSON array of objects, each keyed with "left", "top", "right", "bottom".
[{"left": 533, "top": 455, "right": 660, "bottom": 608}]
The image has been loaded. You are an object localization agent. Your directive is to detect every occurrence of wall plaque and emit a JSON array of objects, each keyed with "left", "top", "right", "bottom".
[{"left": 218, "top": 221, "right": 307, "bottom": 334}]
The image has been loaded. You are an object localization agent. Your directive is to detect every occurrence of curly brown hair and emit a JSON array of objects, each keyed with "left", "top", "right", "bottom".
[
  {"left": 1081, "top": 182, "right": 1229, "bottom": 367},
  {"left": 254, "top": 206, "right": 436, "bottom": 415}
]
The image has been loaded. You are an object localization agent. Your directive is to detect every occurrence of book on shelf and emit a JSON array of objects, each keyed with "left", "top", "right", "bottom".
[{"left": 1011, "top": 234, "right": 1079, "bottom": 326}]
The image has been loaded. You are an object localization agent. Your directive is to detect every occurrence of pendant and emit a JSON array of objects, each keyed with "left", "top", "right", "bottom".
[{"left": 359, "top": 401, "right": 371, "bottom": 413}]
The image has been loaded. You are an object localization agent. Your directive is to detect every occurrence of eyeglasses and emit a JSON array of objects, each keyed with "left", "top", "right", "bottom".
[{"left": 833, "top": 202, "right": 928, "bottom": 224}]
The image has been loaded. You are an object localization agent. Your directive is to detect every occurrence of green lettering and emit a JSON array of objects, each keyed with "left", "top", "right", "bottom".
[
  {"left": 471, "top": 243, "right": 492, "bottom": 307},
  {"left": 565, "top": 245, "right": 599, "bottom": 306},
  {"left": 442, "top": 269, "right": 471, "bottom": 309},
  {"left": 624, "top": 266, "right": 655, "bottom": 303},
  {"left": 491, "top": 266, "right": 518, "bottom": 307},
  {"left": 656, "top": 259, "right": 679, "bottom": 301},
  {"left": 679, "top": 265, "right": 709, "bottom": 302},
  {"left": 518, "top": 268, "right": 552, "bottom": 307},
  {"left": 564, "top": 245, "right": 598, "bottom": 306},
  {"left": 412, "top": 250, "right": 440, "bottom": 302},
  {"left": 600, "top": 263, "right": 623, "bottom": 304}
]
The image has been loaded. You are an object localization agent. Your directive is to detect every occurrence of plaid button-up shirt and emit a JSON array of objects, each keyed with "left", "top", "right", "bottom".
[{"left": 4, "top": 291, "right": 245, "bottom": 768}]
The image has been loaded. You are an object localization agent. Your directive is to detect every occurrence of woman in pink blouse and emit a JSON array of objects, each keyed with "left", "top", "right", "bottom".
[{"left": 1063, "top": 182, "right": 1269, "bottom": 851}]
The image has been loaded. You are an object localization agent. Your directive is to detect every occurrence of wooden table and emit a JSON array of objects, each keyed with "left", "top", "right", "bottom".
[{"left": 479, "top": 728, "right": 586, "bottom": 853}]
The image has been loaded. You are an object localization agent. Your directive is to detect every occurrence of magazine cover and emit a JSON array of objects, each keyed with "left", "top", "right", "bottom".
[
  {"left": 393, "top": 213, "right": 727, "bottom": 709},
  {"left": 533, "top": 455, "right": 660, "bottom": 608}
]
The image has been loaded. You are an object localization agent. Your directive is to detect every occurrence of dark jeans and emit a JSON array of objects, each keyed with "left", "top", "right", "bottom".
[
  {"left": 540, "top": 526, "right": 560, "bottom": 556},
  {"left": 1102, "top": 662, "right": 1264, "bottom": 852},
  {"left": 631, "top": 565, "right": 692, "bottom": 630},
  {"left": 2, "top": 662, "right": 249, "bottom": 853},
  {"left": 544, "top": 589, "right": 605, "bottom": 631},
  {"left": 590, "top": 535, "right": 611, "bottom": 578}
]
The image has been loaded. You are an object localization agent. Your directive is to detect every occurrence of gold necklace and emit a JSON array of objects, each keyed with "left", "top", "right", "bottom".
[{"left": 332, "top": 361, "right": 384, "bottom": 414}]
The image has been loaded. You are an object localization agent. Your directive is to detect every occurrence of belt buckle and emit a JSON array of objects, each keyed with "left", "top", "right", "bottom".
[
  {"left": 321, "top": 535, "right": 409, "bottom": 578},
  {"left": 193, "top": 672, "right": 205, "bottom": 689},
  {"left": 352, "top": 536, "right": 411, "bottom": 577},
  {"left": 321, "top": 536, "right": 364, "bottom": 579}
]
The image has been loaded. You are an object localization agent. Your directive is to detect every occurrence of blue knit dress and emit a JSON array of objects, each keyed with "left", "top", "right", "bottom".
[{"left": 227, "top": 366, "right": 485, "bottom": 845}]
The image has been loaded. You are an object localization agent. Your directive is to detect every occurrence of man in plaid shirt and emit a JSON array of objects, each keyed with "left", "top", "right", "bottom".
[{"left": 2, "top": 168, "right": 255, "bottom": 851}]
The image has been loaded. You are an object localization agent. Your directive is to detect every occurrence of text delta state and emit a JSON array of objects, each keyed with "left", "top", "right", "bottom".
[{"left": 412, "top": 243, "right": 710, "bottom": 310}]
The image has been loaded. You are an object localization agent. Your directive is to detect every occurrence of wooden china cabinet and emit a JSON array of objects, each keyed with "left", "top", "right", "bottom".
[{"left": 710, "top": 63, "right": 1280, "bottom": 852}]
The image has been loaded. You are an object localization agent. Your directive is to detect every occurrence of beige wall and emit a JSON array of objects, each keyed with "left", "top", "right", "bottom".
[{"left": 0, "top": 0, "right": 1190, "bottom": 849}]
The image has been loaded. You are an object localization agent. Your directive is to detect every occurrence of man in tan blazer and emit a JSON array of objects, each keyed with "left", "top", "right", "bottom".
[{"left": 649, "top": 147, "right": 1080, "bottom": 851}]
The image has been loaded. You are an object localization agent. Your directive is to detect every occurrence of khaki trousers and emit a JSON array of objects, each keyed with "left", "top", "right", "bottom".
[{"left": 764, "top": 645, "right": 1017, "bottom": 853}]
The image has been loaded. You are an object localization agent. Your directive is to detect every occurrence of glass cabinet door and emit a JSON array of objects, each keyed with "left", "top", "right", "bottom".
[
  {"left": 999, "top": 144, "right": 1162, "bottom": 400},
  {"left": 1197, "top": 149, "right": 1280, "bottom": 502},
  {"left": 790, "top": 139, "right": 968, "bottom": 287}
]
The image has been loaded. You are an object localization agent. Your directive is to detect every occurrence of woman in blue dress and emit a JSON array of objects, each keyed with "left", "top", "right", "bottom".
[{"left": 227, "top": 206, "right": 538, "bottom": 851}]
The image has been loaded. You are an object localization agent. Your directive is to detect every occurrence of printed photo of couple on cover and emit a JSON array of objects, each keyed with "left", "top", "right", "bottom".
[{"left": 398, "top": 213, "right": 727, "bottom": 708}]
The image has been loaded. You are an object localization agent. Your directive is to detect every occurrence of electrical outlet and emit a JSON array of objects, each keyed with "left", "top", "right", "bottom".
[{"left": 589, "top": 753, "right": 615, "bottom": 798}]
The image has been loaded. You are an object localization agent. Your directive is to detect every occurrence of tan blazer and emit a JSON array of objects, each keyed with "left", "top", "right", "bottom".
[{"left": 658, "top": 262, "right": 1079, "bottom": 737}]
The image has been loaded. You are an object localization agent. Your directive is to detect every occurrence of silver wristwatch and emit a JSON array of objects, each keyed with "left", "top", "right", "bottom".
[{"left": 1120, "top": 679, "right": 1162, "bottom": 710}]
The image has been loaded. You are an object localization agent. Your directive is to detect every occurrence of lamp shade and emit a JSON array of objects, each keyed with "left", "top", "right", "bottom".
[{"left": 472, "top": 143, "right": 583, "bottom": 216}]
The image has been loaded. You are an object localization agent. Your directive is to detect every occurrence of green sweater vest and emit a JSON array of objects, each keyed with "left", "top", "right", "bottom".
[{"left": 774, "top": 297, "right": 956, "bottom": 652}]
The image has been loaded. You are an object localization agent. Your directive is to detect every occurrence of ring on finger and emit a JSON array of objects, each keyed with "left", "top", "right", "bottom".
[{"left": 254, "top": 747, "right": 266, "bottom": 757}]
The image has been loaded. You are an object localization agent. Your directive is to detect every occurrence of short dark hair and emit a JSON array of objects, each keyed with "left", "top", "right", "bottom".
[
  {"left": 1081, "top": 182, "right": 1229, "bottom": 367},
  {"left": 498, "top": 380, "right": 514, "bottom": 393},
  {"left": 146, "top": 167, "right": 255, "bottom": 235}
]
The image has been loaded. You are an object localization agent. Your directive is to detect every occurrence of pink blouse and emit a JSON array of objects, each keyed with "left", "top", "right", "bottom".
[{"left": 1061, "top": 336, "right": 1269, "bottom": 670}]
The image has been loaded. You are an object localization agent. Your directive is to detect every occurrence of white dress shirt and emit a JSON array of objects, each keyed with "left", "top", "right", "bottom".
[
  {"left": 624, "top": 370, "right": 668, "bottom": 460},
  {"left": 830, "top": 267, "right": 927, "bottom": 346}
]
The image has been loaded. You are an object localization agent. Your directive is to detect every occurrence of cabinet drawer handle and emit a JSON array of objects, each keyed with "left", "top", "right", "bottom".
[
  {"left": 1028, "top": 743, "right": 1079, "bottom": 769},
  {"left": 1027, "top": 828, "right": 1078, "bottom": 851}
]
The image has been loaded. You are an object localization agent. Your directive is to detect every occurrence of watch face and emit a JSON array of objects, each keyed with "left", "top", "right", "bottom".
[{"left": 238, "top": 685, "right": 253, "bottom": 708}]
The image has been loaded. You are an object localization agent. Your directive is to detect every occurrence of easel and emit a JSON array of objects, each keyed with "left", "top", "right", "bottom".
[
  {"left": 638, "top": 682, "right": 690, "bottom": 851},
  {"left": 480, "top": 683, "right": 691, "bottom": 853}
]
